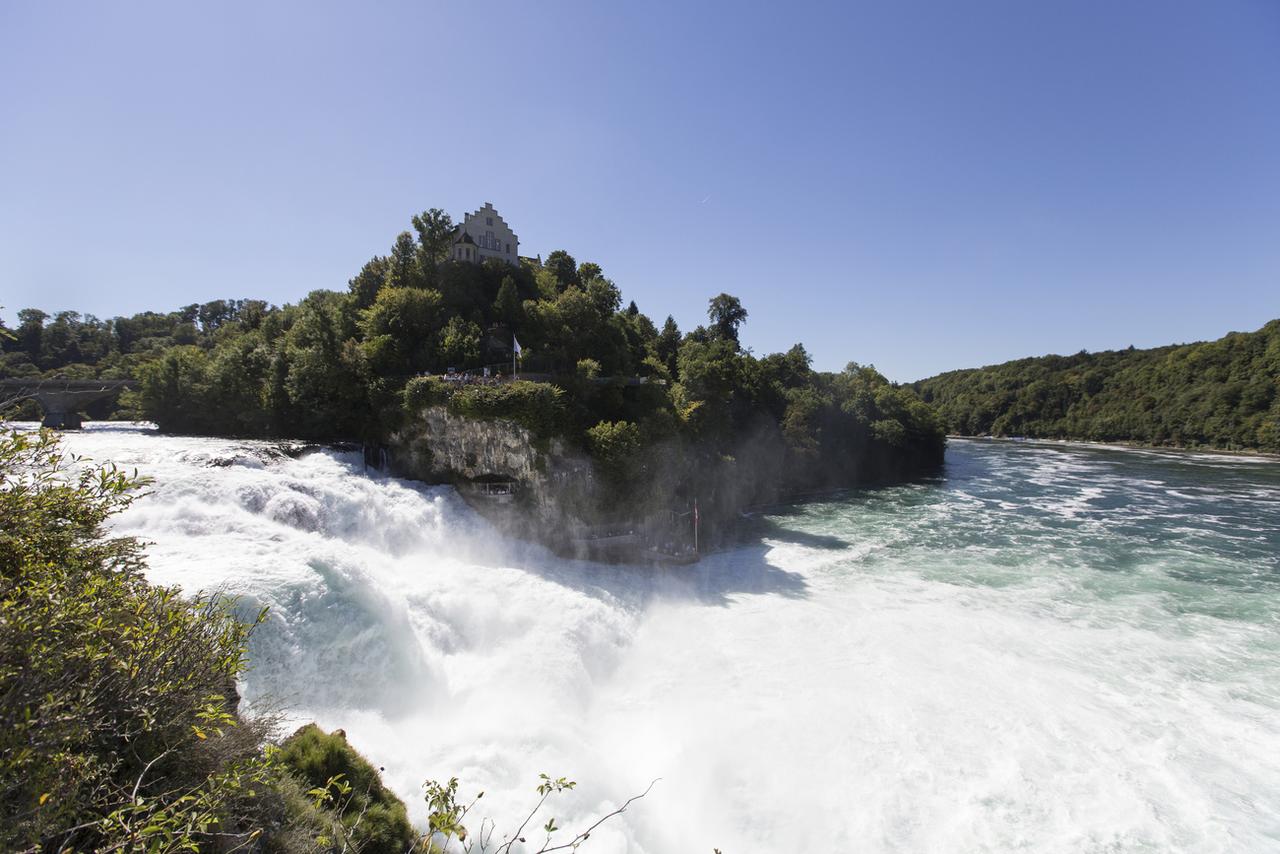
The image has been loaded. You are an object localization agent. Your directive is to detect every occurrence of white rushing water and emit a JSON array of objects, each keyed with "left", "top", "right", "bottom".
[{"left": 50, "top": 424, "right": 1280, "bottom": 852}]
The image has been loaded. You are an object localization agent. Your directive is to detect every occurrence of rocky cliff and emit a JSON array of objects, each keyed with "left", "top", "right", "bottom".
[{"left": 389, "top": 405, "right": 600, "bottom": 532}]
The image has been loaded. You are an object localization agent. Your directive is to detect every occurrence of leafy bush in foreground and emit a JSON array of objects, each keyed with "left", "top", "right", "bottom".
[{"left": 0, "top": 429, "right": 275, "bottom": 852}]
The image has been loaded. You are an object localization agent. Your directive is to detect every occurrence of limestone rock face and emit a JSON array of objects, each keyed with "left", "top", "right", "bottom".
[{"left": 389, "top": 406, "right": 597, "bottom": 525}]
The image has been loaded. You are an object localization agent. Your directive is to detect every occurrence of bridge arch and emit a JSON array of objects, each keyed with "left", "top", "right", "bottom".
[{"left": 0, "top": 379, "right": 138, "bottom": 429}]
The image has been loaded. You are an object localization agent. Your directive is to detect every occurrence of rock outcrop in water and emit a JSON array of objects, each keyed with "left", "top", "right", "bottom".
[
  {"left": 392, "top": 405, "right": 581, "bottom": 494},
  {"left": 390, "top": 404, "right": 616, "bottom": 553},
  {"left": 388, "top": 386, "right": 945, "bottom": 562}
]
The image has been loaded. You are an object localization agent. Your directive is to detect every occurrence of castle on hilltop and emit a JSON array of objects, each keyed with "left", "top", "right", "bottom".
[{"left": 450, "top": 202, "right": 521, "bottom": 266}]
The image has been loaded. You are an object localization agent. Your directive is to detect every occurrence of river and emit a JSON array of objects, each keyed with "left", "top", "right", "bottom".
[{"left": 52, "top": 424, "right": 1280, "bottom": 852}]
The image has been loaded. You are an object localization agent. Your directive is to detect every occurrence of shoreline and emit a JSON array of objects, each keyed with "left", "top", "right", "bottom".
[{"left": 949, "top": 434, "right": 1280, "bottom": 462}]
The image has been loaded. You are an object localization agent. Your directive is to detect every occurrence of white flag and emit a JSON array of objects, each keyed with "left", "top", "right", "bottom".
[{"left": 513, "top": 335, "right": 522, "bottom": 355}]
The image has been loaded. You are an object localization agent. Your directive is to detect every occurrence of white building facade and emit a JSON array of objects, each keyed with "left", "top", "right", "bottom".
[{"left": 450, "top": 202, "right": 520, "bottom": 265}]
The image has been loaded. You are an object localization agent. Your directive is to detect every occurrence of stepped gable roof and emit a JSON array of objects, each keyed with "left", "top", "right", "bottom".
[{"left": 466, "top": 203, "right": 519, "bottom": 242}]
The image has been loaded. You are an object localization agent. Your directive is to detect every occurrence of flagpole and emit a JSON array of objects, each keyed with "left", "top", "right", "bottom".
[{"left": 693, "top": 497, "right": 699, "bottom": 554}]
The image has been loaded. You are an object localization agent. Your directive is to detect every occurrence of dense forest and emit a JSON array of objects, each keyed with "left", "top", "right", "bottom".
[
  {"left": 914, "top": 320, "right": 1280, "bottom": 452},
  {"left": 0, "top": 207, "right": 946, "bottom": 517}
]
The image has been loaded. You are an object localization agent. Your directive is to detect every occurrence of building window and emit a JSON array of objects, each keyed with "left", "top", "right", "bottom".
[
  {"left": 506, "top": 243, "right": 511, "bottom": 253},
  {"left": 486, "top": 230, "right": 495, "bottom": 248},
  {"left": 486, "top": 217, "right": 493, "bottom": 226}
]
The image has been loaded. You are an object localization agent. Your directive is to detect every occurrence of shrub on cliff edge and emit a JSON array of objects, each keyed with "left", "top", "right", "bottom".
[
  {"left": 404, "top": 375, "right": 450, "bottom": 410},
  {"left": 277, "top": 724, "right": 416, "bottom": 854},
  {"left": 447, "top": 380, "right": 568, "bottom": 437}
]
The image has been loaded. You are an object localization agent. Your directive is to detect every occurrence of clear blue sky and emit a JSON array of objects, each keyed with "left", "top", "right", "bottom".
[{"left": 2, "top": 1, "right": 1278, "bottom": 381}]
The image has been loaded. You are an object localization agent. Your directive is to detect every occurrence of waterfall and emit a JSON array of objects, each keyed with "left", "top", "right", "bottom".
[{"left": 52, "top": 423, "right": 1280, "bottom": 852}]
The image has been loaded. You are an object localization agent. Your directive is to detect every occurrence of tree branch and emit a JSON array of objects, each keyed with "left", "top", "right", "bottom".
[{"left": 537, "top": 779, "right": 659, "bottom": 853}]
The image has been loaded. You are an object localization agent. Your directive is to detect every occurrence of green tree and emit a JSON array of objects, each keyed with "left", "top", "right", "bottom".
[
  {"left": 586, "top": 276, "right": 622, "bottom": 316},
  {"left": 435, "top": 316, "right": 482, "bottom": 371},
  {"left": 15, "top": 309, "right": 48, "bottom": 364},
  {"left": 675, "top": 337, "right": 747, "bottom": 440},
  {"left": 760, "top": 343, "right": 813, "bottom": 390},
  {"left": 349, "top": 255, "right": 391, "bottom": 309},
  {"left": 283, "top": 291, "right": 368, "bottom": 437},
  {"left": 202, "top": 330, "right": 274, "bottom": 434},
  {"left": 545, "top": 249, "right": 579, "bottom": 291},
  {"left": 708, "top": 293, "right": 748, "bottom": 345},
  {"left": 238, "top": 299, "right": 270, "bottom": 330},
  {"left": 386, "top": 231, "right": 423, "bottom": 290},
  {"left": 494, "top": 275, "right": 523, "bottom": 327},
  {"left": 586, "top": 419, "right": 642, "bottom": 483},
  {"left": 360, "top": 286, "right": 445, "bottom": 374},
  {"left": 196, "top": 300, "right": 236, "bottom": 332},
  {"left": 657, "top": 315, "right": 681, "bottom": 377},
  {"left": 137, "top": 345, "right": 212, "bottom": 432},
  {"left": 411, "top": 207, "right": 455, "bottom": 267}
]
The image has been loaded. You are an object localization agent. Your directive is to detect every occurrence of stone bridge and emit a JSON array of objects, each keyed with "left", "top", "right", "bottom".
[{"left": 0, "top": 378, "right": 138, "bottom": 429}]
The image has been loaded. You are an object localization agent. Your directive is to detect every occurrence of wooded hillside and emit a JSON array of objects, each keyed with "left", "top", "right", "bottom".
[{"left": 914, "top": 320, "right": 1280, "bottom": 452}]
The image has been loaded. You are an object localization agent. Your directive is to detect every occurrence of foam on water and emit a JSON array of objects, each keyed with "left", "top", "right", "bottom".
[{"left": 49, "top": 424, "right": 1280, "bottom": 852}]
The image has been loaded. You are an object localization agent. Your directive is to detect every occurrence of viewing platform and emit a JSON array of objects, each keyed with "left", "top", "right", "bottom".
[{"left": 430, "top": 369, "right": 664, "bottom": 388}]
